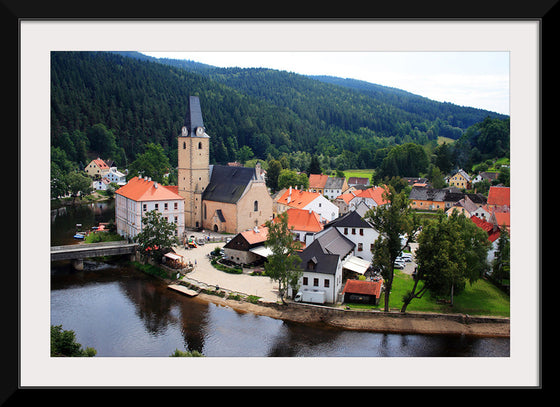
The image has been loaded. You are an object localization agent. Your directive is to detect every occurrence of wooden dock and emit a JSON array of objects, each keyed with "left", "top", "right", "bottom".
[{"left": 167, "top": 284, "right": 199, "bottom": 297}]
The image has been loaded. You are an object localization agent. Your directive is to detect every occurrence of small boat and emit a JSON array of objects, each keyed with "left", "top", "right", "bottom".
[{"left": 73, "top": 233, "right": 85, "bottom": 239}]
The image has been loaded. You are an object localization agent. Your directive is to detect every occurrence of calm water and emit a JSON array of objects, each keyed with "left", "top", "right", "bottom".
[{"left": 50, "top": 201, "right": 509, "bottom": 357}]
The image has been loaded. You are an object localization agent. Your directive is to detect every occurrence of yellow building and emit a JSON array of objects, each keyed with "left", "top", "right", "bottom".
[
  {"left": 84, "top": 157, "right": 110, "bottom": 178},
  {"left": 448, "top": 169, "right": 471, "bottom": 189}
]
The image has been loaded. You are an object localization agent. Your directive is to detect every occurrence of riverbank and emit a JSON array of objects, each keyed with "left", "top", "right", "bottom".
[
  {"left": 168, "top": 240, "right": 509, "bottom": 338},
  {"left": 187, "top": 291, "right": 510, "bottom": 338}
]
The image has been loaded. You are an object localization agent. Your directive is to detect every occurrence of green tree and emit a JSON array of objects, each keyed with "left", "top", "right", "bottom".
[
  {"left": 265, "top": 159, "right": 283, "bottom": 192},
  {"left": 277, "top": 169, "right": 309, "bottom": 190},
  {"left": 51, "top": 325, "right": 97, "bottom": 357},
  {"left": 307, "top": 154, "right": 322, "bottom": 175},
  {"left": 135, "top": 210, "right": 179, "bottom": 262},
  {"left": 366, "top": 186, "right": 421, "bottom": 312},
  {"left": 492, "top": 226, "right": 510, "bottom": 284},
  {"left": 403, "top": 212, "right": 490, "bottom": 311},
  {"left": 236, "top": 145, "right": 254, "bottom": 164},
  {"left": 66, "top": 171, "right": 92, "bottom": 204},
  {"left": 128, "top": 143, "right": 171, "bottom": 183},
  {"left": 86, "top": 123, "right": 117, "bottom": 158},
  {"left": 264, "top": 211, "right": 303, "bottom": 304}
]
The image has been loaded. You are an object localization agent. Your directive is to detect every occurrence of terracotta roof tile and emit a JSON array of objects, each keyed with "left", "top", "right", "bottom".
[
  {"left": 277, "top": 188, "right": 321, "bottom": 209},
  {"left": 115, "top": 177, "right": 183, "bottom": 202},
  {"left": 342, "top": 279, "right": 383, "bottom": 297},
  {"left": 275, "top": 208, "right": 323, "bottom": 233},
  {"left": 487, "top": 186, "right": 510, "bottom": 207}
]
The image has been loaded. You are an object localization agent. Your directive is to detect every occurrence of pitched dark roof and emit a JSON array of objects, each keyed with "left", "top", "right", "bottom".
[
  {"left": 324, "top": 210, "right": 372, "bottom": 230},
  {"left": 202, "top": 165, "right": 257, "bottom": 204},
  {"left": 183, "top": 96, "right": 207, "bottom": 137},
  {"left": 298, "top": 228, "right": 355, "bottom": 275}
]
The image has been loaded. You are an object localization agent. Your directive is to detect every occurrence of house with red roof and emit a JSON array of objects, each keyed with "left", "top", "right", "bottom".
[
  {"left": 275, "top": 186, "right": 339, "bottom": 223},
  {"left": 342, "top": 279, "right": 383, "bottom": 305},
  {"left": 84, "top": 157, "right": 110, "bottom": 178},
  {"left": 470, "top": 215, "right": 505, "bottom": 265},
  {"left": 115, "top": 176, "right": 185, "bottom": 239},
  {"left": 487, "top": 186, "right": 510, "bottom": 211},
  {"left": 223, "top": 225, "right": 269, "bottom": 265},
  {"left": 308, "top": 174, "right": 329, "bottom": 195},
  {"left": 274, "top": 208, "right": 323, "bottom": 243}
]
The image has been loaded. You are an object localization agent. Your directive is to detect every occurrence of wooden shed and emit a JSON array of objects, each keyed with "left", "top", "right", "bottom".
[{"left": 342, "top": 279, "right": 383, "bottom": 305}]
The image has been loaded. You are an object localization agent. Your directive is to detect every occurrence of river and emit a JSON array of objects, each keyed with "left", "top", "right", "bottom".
[{"left": 50, "top": 200, "right": 509, "bottom": 357}]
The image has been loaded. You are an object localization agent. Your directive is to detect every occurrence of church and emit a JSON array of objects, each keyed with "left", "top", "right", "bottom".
[{"left": 178, "top": 96, "right": 274, "bottom": 234}]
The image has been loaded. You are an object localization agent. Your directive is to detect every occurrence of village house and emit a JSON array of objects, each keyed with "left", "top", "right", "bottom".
[
  {"left": 487, "top": 186, "right": 510, "bottom": 212},
  {"left": 275, "top": 186, "right": 339, "bottom": 223},
  {"left": 342, "top": 279, "right": 383, "bottom": 305},
  {"left": 222, "top": 225, "right": 269, "bottom": 266},
  {"left": 472, "top": 171, "right": 499, "bottom": 185},
  {"left": 323, "top": 177, "right": 349, "bottom": 200},
  {"left": 104, "top": 168, "right": 127, "bottom": 185},
  {"left": 289, "top": 227, "right": 355, "bottom": 304},
  {"left": 314, "top": 210, "right": 380, "bottom": 263},
  {"left": 448, "top": 169, "right": 472, "bottom": 189},
  {"left": 84, "top": 157, "right": 110, "bottom": 178},
  {"left": 308, "top": 174, "right": 329, "bottom": 195},
  {"left": 409, "top": 186, "right": 463, "bottom": 210},
  {"left": 115, "top": 176, "right": 185, "bottom": 239},
  {"left": 347, "top": 177, "right": 370, "bottom": 188},
  {"left": 276, "top": 207, "right": 323, "bottom": 244},
  {"left": 178, "top": 96, "right": 273, "bottom": 234}
]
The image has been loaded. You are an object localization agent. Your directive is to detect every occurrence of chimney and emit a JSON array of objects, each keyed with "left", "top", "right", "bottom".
[{"left": 154, "top": 182, "right": 158, "bottom": 188}]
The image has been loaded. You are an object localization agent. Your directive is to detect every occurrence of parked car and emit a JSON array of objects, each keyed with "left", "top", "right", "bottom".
[{"left": 394, "top": 260, "right": 405, "bottom": 269}]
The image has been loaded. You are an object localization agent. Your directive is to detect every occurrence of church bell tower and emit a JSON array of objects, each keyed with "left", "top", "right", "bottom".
[{"left": 178, "top": 96, "right": 210, "bottom": 230}]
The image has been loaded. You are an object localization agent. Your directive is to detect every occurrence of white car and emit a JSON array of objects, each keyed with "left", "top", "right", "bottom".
[{"left": 394, "top": 260, "right": 406, "bottom": 269}]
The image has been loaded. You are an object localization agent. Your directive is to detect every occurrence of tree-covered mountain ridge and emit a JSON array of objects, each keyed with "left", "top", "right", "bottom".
[{"left": 51, "top": 51, "right": 507, "bottom": 170}]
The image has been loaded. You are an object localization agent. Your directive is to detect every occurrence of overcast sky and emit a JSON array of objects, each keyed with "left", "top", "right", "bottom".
[{"left": 142, "top": 51, "right": 509, "bottom": 115}]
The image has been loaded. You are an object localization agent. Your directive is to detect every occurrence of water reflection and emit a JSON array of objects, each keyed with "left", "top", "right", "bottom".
[{"left": 50, "top": 262, "right": 509, "bottom": 357}]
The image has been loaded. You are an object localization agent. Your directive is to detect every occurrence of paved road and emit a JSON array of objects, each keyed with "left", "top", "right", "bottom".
[{"left": 173, "top": 239, "right": 280, "bottom": 303}]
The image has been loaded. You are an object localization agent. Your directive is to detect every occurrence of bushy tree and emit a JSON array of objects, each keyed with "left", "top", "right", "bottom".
[
  {"left": 51, "top": 325, "right": 96, "bottom": 357},
  {"left": 402, "top": 212, "right": 490, "bottom": 311},
  {"left": 264, "top": 211, "right": 302, "bottom": 304},
  {"left": 135, "top": 210, "right": 178, "bottom": 261}
]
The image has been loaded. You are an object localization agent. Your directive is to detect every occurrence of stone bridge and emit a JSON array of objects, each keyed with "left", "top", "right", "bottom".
[{"left": 51, "top": 241, "right": 138, "bottom": 269}]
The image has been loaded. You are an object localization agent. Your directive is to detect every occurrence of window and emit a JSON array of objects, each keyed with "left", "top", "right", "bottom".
[
  {"left": 303, "top": 277, "right": 308, "bottom": 286},
  {"left": 324, "top": 279, "right": 330, "bottom": 288},
  {"left": 358, "top": 243, "right": 363, "bottom": 252},
  {"left": 344, "top": 228, "right": 348, "bottom": 235},
  {"left": 143, "top": 204, "right": 147, "bottom": 212},
  {"left": 307, "top": 260, "right": 316, "bottom": 271},
  {"left": 164, "top": 203, "right": 168, "bottom": 211},
  {"left": 154, "top": 203, "right": 159, "bottom": 210},
  {"left": 183, "top": 142, "right": 186, "bottom": 149},
  {"left": 254, "top": 200, "right": 258, "bottom": 211},
  {"left": 359, "top": 229, "right": 364, "bottom": 236},
  {"left": 198, "top": 142, "right": 202, "bottom": 149},
  {"left": 352, "top": 228, "right": 356, "bottom": 235},
  {"left": 313, "top": 278, "right": 319, "bottom": 287},
  {"left": 174, "top": 202, "right": 178, "bottom": 210}
]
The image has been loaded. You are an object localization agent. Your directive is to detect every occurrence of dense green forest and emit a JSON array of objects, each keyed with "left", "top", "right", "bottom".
[{"left": 51, "top": 51, "right": 509, "bottom": 181}]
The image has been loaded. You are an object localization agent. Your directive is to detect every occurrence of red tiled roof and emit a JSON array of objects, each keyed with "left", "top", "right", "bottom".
[
  {"left": 308, "top": 174, "right": 329, "bottom": 189},
  {"left": 342, "top": 279, "right": 382, "bottom": 297},
  {"left": 274, "top": 208, "right": 323, "bottom": 233},
  {"left": 115, "top": 177, "right": 183, "bottom": 202},
  {"left": 240, "top": 226, "right": 269, "bottom": 245},
  {"left": 277, "top": 188, "right": 321, "bottom": 209},
  {"left": 92, "top": 157, "right": 109, "bottom": 170},
  {"left": 355, "top": 186, "right": 388, "bottom": 205},
  {"left": 487, "top": 186, "right": 510, "bottom": 207},
  {"left": 470, "top": 216, "right": 500, "bottom": 242}
]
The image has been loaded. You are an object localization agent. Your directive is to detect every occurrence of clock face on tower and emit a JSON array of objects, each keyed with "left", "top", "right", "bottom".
[
  {"left": 196, "top": 127, "right": 204, "bottom": 136},
  {"left": 182, "top": 126, "right": 187, "bottom": 136}
]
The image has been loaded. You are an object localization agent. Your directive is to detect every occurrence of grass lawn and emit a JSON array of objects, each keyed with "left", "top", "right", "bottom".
[
  {"left": 343, "top": 169, "right": 375, "bottom": 182},
  {"left": 346, "top": 270, "right": 510, "bottom": 317}
]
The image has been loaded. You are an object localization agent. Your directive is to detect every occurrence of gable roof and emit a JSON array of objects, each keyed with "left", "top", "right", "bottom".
[
  {"left": 277, "top": 188, "right": 321, "bottom": 209},
  {"left": 89, "top": 157, "right": 109, "bottom": 170},
  {"left": 470, "top": 216, "right": 501, "bottom": 242},
  {"left": 308, "top": 174, "right": 329, "bottom": 189},
  {"left": 487, "top": 186, "right": 510, "bottom": 207},
  {"left": 276, "top": 208, "right": 323, "bottom": 233},
  {"left": 183, "top": 96, "right": 207, "bottom": 137},
  {"left": 348, "top": 177, "right": 369, "bottom": 186},
  {"left": 202, "top": 165, "right": 257, "bottom": 204},
  {"left": 298, "top": 228, "right": 354, "bottom": 275},
  {"left": 343, "top": 279, "right": 382, "bottom": 298},
  {"left": 115, "top": 177, "right": 183, "bottom": 202},
  {"left": 324, "top": 177, "right": 346, "bottom": 190},
  {"left": 354, "top": 186, "right": 389, "bottom": 205},
  {"left": 324, "top": 210, "right": 372, "bottom": 230}
]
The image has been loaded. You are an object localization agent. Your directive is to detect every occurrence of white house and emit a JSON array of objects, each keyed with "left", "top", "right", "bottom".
[
  {"left": 115, "top": 176, "right": 185, "bottom": 239},
  {"left": 275, "top": 187, "right": 339, "bottom": 223},
  {"left": 290, "top": 227, "right": 355, "bottom": 303},
  {"left": 347, "top": 186, "right": 388, "bottom": 212},
  {"left": 104, "top": 168, "right": 127, "bottom": 185},
  {"left": 312, "top": 210, "right": 380, "bottom": 263}
]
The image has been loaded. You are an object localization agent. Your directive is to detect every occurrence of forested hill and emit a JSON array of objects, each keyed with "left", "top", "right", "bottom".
[{"left": 51, "top": 51, "right": 507, "bottom": 170}]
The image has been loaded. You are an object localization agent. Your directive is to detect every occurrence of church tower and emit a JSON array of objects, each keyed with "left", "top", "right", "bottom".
[{"left": 178, "top": 96, "right": 210, "bottom": 230}]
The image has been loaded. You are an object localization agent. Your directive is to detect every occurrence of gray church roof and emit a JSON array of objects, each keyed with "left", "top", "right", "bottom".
[
  {"left": 202, "top": 165, "right": 258, "bottom": 204},
  {"left": 183, "top": 96, "right": 207, "bottom": 137}
]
